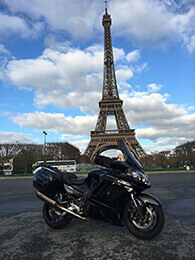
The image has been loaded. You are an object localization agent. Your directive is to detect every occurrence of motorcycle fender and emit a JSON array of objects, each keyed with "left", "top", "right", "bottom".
[{"left": 138, "top": 194, "right": 162, "bottom": 207}]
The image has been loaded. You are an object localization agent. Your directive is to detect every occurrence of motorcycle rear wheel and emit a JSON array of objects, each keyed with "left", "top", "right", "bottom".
[
  {"left": 43, "top": 202, "right": 73, "bottom": 229},
  {"left": 124, "top": 201, "right": 164, "bottom": 240}
]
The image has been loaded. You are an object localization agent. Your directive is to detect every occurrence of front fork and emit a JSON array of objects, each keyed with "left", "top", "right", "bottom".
[
  {"left": 130, "top": 192, "right": 147, "bottom": 218},
  {"left": 123, "top": 185, "right": 147, "bottom": 218},
  {"left": 129, "top": 192, "right": 163, "bottom": 218}
]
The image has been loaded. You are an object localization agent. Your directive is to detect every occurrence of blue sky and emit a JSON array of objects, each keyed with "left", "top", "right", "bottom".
[{"left": 0, "top": 0, "right": 194, "bottom": 153}]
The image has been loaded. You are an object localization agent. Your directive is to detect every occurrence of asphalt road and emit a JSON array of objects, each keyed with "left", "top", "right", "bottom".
[{"left": 0, "top": 173, "right": 194, "bottom": 260}]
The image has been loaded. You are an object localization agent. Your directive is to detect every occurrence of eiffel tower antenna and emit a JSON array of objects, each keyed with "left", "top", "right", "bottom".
[
  {"left": 105, "top": 0, "right": 108, "bottom": 14},
  {"left": 84, "top": 2, "right": 146, "bottom": 160}
]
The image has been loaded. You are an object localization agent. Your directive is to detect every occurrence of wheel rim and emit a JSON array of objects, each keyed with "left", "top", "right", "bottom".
[
  {"left": 47, "top": 206, "right": 65, "bottom": 224},
  {"left": 130, "top": 204, "right": 158, "bottom": 231}
]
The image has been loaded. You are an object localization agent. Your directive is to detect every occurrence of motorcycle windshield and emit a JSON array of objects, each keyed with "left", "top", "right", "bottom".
[
  {"left": 94, "top": 140, "right": 143, "bottom": 171},
  {"left": 117, "top": 140, "right": 143, "bottom": 171}
]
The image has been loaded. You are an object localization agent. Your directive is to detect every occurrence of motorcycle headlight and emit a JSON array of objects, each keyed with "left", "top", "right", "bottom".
[{"left": 131, "top": 170, "right": 151, "bottom": 186}]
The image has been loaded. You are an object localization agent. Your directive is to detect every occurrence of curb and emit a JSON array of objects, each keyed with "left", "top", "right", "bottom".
[
  {"left": 0, "top": 171, "right": 194, "bottom": 180},
  {"left": 146, "top": 170, "right": 195, "bottom": 174},
  {"left": 0, "top": 176, "right": 34, "bottom": 180}
]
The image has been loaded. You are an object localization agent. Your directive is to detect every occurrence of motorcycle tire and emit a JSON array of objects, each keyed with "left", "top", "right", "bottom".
[
  {"left": 43, "top": 202, "right": 73, "bottom": 229},
  {"left": 124, "top": 201, "right": 164, "bottom": 240}
]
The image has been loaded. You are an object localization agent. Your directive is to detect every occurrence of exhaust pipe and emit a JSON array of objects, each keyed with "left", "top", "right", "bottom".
[{"left": 37, "top": 191, "right": 87, "bottom": 220}]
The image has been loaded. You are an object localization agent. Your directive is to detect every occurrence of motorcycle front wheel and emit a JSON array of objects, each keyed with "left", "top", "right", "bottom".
[
  {"left": 43, "top": 202, "right": 73, "bottom": 229},
  {"left": 124, "top": 201, "right": 164, "bottom": 240}
]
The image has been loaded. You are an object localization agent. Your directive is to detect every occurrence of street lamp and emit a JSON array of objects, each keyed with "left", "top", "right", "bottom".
[{"left": 43, "top": 131, "right": 47, "bottom": 163}]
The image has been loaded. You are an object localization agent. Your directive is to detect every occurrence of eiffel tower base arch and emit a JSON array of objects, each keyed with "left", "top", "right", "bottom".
[{"left": 84, "top": 131, "right": 146, "bottom": 161}]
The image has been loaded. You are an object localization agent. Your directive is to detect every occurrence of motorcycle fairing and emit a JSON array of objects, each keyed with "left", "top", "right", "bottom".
[{"left": 138, "top": 193, "right": 162, "bottom": 207}]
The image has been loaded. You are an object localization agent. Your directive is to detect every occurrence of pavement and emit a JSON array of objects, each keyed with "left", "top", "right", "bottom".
[{"left": 0, "top": 172, "right": 194, "bottom": 260}]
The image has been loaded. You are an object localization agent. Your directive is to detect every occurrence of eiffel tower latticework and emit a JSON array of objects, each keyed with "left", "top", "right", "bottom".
[{"left": 84, "top": 3, "right": 146, "bottom": 160}]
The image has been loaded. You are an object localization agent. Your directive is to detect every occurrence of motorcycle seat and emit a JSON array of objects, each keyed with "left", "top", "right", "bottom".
[
  {"left": 62, "top": 172, "right": 86, "bottom": 186},
  {"left": 68, "top": 177, "right": 86, "bottom": 185}
]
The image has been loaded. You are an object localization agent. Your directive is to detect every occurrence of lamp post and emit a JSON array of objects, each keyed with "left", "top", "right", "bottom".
[{"left": 43, "top": 131, "right": 47, "bottom": 163}]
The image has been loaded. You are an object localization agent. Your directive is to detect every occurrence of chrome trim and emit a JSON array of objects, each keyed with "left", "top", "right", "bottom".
[
  {"left": 117, "top": 179, "right": 131, "bottom": 187},
  {"left": 37, "top": 191, "right": 87, "bottom": 220}
]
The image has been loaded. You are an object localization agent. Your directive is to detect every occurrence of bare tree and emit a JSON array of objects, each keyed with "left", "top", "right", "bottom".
[
  {"left": 14, "top": 144, "right": 43, "bottom": 173},
  {"left": 0, "top": 143, "right": 21, "bottom": 160},
  {"left": 174, "top": 141, "right": 195, "bottom": 165},
  {"left": 46, "top": 142, "right": 80, "bottom": 161}
]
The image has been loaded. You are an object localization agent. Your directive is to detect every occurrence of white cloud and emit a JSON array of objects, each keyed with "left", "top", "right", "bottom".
[
  {"left": 133, "top": 63, "right": 148, "bottom": 74},
  {"left": 70, "top": 139, "right": 90, "bottom": 153},
  {"left": 111, "top": 0, "right": 195, "bottom": 51},
  {"left": 0, "top": 131, "right": 33, "bottom": 143},
  {"left": 0, "top": 1, "right": 194, "bottom": 153},
  {"left": 123, "top": 91, "right": 187, "bottom": 125},
  {"left": 61, "top": 133, "right": 87, "bottom": 141},
  {"left": 3, "top": 45, "right": 104, "bottom": 112},
  {"left": 11, "top": 112, "right": 97, "bottom": 135},
  {"left": 2, "top": 0, "right": 101, "bottom": 39},
  {"left": 136, "top": 124, "right": 195, "bottom": 140},
  {"left": 118, "top": 87, "right": 195, "bottom": 142},
  {"left": 0, "top": 38, "right": 193, "bottom": 152},
  {"left": 0, "top": 44, "right": 14, "bottom": 81},
  {"left": 130, "top": 92, "right": 194, "bottom": 141},
  {"left": 3, "top": 44, "right": 146, "bottom": 114},
  {"left": 126, "top": 50, "right": 141, "bottom": 62},
  {"left": 2, "top": 0, "right": 195, "bottom": 51},
  {"left": 10, "top": 85, "right": 195, "bottom": 144},
  {"left": 188, "top": 106, "right": 195, "bottom": 111},
  {"left": 0, "top": 44, "right": 11, "bottom": 55},
  {"left": 131, "top": 82, "right": 195, "bottom": 152},
  {"left": 143, "top": 137, "right": 192, "bottom": 153},
  {"left": 116, "top": 66, "right": 134, "bottom": 82},
  {"left": 147, "top": 83, "right": 162, "bottom": 93},
  {"left": 185, "top": 35, "right": 195, "bottom": 54},
  {"left": 0, "top": 12, "right": 44, "bottom": 39},
  {"left": 44, "top": 35, "right": 72, "bottom": 51},
  {"left": 34, "top": 91, "right": 100, "bottom": 114},
  {"left": 9, "top": 78, "right": 195, "bottom": 152},
  {"left": 5, "top": 46, "right": 103, "bottom": 92}
]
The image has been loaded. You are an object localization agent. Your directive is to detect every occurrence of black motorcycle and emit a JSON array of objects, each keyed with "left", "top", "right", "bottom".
[{"left": 33, "top": 141, "right": 164, "bottom": 239}]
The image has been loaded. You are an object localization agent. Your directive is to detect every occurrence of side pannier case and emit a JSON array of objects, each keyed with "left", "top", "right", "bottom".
[{"left": 33, "top": 167, "right": 63, "bottom": 197}]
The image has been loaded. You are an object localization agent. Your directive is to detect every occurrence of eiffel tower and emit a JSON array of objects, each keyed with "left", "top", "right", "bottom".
[{"left": 84, "top": 1, "right": 146, "bottom": 160}]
